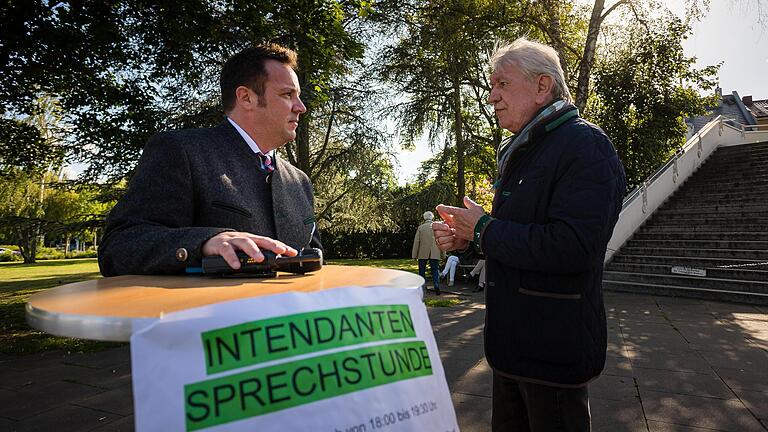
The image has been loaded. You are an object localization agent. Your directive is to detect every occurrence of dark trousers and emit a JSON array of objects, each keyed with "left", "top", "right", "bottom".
[
  {"left": 417, "top": 258, "right": 440, "bottom": 290},
  {"left": 492, "top": 372, "right": 591, "bottom": 432}
]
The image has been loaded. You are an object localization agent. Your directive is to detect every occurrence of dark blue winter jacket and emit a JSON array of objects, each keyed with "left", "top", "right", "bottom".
[{"left": 481, "top": 110, "right": 626, "bottom": 387}]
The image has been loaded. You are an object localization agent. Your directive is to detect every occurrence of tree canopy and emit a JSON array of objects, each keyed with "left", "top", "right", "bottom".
[
  {"left": 589, "top": 13, "right": 719, "bottom": 188},
  {"left": 0, "top": 0, "right": 723, "bottom": 258}
]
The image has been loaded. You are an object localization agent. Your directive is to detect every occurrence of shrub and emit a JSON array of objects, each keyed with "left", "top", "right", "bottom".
[
  {"left": 35, "top": 247, "right": 64, "bottom": 260},
  {"left": 70, "top": 248, "right": 98, "bottom": 258},
  {"left": 322, "top": 225, "right": 418, "bottom": 259},
  {"left": 0, "top": 250, "right": 23, "bottom": 262}
]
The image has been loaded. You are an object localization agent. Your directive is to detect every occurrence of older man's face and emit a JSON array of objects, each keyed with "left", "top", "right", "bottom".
[{"left": 488, "top": 63, "right": 542, "bottom": 133}]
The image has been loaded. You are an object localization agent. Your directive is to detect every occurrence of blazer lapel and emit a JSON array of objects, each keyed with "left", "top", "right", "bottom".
[{"left": 215, "top": 121, "right": 260, "bottom": 161}]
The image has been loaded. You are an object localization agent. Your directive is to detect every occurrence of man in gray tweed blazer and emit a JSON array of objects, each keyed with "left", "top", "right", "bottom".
[{"left": 98, "top": 44, "right": 321, "bottom": 276}]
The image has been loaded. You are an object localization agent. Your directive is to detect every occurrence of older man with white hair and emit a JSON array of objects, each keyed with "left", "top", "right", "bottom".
[
  {"left": 412, "top": 210, "right": 443, "bottom": 294},
  {"left": 433, "top": 38, "right": 626, "bottom": 431}
]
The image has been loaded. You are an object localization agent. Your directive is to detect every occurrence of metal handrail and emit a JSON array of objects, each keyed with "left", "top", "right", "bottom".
[
  {"left": 621, "top": 116, "right": 723, "bottom": 210},
  {"left": 728, "top": 122, "right": 768, "bottom": 132}
]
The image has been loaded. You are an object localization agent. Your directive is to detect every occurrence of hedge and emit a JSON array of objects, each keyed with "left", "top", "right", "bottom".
[{"left": 322, "top": 225, "right": 419, "bottom": 259}]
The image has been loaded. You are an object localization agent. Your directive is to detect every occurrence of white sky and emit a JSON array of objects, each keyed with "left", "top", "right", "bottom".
[{"left": 393, "top": 0, "right": 768, "bottom": 185}]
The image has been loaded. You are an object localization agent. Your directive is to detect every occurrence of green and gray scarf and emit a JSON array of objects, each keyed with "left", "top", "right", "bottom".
[{"left": 495, "top": 99, "right": 578, "bottom": 184}]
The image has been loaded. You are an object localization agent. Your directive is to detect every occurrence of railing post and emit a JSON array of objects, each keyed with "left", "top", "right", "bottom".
[
  {"left": 673, "top": 151, "right": 680, "bottom": 183},
  {"left": 641, "top": 182, "right": 648, "bottom": 214},
  {"left": 697, "top": 136, "right": 703, "bottom": 159}
]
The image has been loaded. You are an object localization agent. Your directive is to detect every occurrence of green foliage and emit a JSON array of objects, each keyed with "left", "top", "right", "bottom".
[
  {"left": 378, "top": 0, "right": 513, "bottom": 204},
  {"left": 300, "top": 75, "right": 400, "bottom": 234},
  {"left": 69, "top": 249, "right": 99, "bottom": 259},
  {"left": 1, "top": 0, "right": 727, "bottom": 244},
  {"left": 1, "top": 0, "right": 378, "bottom": 179},
  {"left": 377, "top": 0, "right": 587, "bottom": 204},
  {"left": 2, "top": 0, "right": 399, "bottom": 235},
  {"left": 391, "top": 181, "right": 454, "bottom": 227},
  {"left": 0, "top": 171, "right": 110, "bottom": 262},
  {"left": 0, "top": 119, "right": 50, "bottom": 176},
  {"left": 323, "top": 230, "right": 415, "bottom": 259},
  {"left": 413, "top": 143, "right": 496, "bottom": 210},
  {"left": 0, "top": 250, "right": 23, "bottom": 262},
  {"left": 26, "top": 247, "right": 98, "bottom": 260},
  {"left": 33, "top": 247, "right": 64, "bottom": 260},
  {"left": 1, "top": 1, "right": 166, "bottom": 180},
  {"left": 588, "top": 14, "right": 719, "bottom": 190}
]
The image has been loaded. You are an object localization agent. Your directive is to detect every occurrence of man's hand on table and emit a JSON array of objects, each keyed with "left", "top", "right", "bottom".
[{"left": 202, "top": 232, "right": 297, "bottom": 270}]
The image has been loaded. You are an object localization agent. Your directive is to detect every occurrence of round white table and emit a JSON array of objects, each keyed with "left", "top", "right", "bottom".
[{"left": 26, "top": 265, "right": 424, "bottom": 342}]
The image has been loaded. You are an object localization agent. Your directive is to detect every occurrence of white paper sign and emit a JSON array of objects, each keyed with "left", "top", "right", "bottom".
[
  {"left": 671, "top": 266, "right": 707, "bottom": 277},
  {"left": 131, "top": 286, "right": 459, "bottom": 432}
]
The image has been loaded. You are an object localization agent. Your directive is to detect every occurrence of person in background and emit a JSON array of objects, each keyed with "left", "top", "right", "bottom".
[
  {"left": 469, "top": 259, "right": 486, "bottom": 292},
  {"left": 439, "top": 254, "right": 460, "bottom": 287},
  {"left": 412, "top": 211, "right": 443, "bottom": 294},
  {"left": 432, "top": 38, "right": 626, "bottom": 431}
]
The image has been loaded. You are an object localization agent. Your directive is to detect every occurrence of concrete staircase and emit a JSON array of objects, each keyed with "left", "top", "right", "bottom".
[{"left": 604, "top": 142, "right": 768, "bottom": 304}]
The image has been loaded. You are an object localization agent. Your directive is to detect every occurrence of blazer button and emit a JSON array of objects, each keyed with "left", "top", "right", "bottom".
[{"left": 175, "top": 248, "right": 188, "bottom": 262}]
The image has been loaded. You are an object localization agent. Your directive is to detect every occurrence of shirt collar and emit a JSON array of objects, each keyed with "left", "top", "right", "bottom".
[{"left": 227, "top": 117, "right": 273, "bottom": 156}]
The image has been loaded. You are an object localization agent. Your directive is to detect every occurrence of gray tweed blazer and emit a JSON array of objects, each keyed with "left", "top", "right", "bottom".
[{"left": 98, "top": 121, "right": 321, "bottom": 276}]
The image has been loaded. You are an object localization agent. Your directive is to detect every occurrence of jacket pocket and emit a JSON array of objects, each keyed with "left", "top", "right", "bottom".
[
  {"left": 519, "top": 270, "right": 585, "bottom": 299},
  {"left": 514, "top": 270, "right": 585, "bottom": 365},
  {"left": 211, "top": 201, "right": 253, "bottom": 218},
  {"left": 514, "top": 293, "right": 583, "bottom": 366},
  {"left": 519, "top": 287, "right": 581, "bottom": 300}
]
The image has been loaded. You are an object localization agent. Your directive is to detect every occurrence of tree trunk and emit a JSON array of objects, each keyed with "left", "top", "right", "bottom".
[
  {"left": 541, "top": 0, "right": 570, "bottom": 77},
  {"left": 294, "top": 49, "right": 313, "bottom": 176},
  {"left": 295, "top": 114, "right": 311, "bottom": 175},
  {"left": 17, "top": 227, "right": 37, "bottom": 264},
  {"left": 575, "top": 0, "right": 606, "bottom": 111},
  {"left": 64, "top": 232, "right": 70, "bottom": 259},
  {"left": 452, "top": 75, "right": 465, "bottom": 206}
]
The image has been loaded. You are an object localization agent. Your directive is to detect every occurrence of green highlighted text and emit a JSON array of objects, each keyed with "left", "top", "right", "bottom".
[{"left": 185, "top": 341, "right": 432, "bottom": 431}]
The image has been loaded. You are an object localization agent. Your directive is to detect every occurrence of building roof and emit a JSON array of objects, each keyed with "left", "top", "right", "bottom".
[
  {"left": 687, "top": 90, "right": 759, "bottom": 134},
  {"left": 746, "top": 99, "right": 768, "bottom": 118}
]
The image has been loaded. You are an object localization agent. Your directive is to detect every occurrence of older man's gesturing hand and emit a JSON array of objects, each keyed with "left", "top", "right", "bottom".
[
  {"left": 432, "top": 196, "right": 486, "bottom": 251},
  {"left": 431, "top": 221, "right": 467, "bottom": 252}
]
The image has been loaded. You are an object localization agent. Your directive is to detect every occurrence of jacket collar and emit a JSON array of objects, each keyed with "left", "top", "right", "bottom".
[{"left": 528, "top": 103, "right": 579, "bottom": 142}]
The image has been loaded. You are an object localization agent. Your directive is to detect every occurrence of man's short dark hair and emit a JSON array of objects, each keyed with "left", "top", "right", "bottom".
[{"left": 220, "top": 43, "right": 298, "bottom": 112}]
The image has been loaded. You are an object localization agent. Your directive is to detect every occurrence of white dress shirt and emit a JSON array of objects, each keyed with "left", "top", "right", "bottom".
[{"left": 227, "top": 117, "right": 273, "bottom": 157}]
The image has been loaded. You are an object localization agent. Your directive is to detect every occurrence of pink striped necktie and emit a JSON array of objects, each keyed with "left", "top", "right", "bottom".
[{"left": 257, "top": 152, "right": 274, "bottom": 174}]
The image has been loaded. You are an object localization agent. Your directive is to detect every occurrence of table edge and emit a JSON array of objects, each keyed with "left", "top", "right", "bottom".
[{"left": 26, "top": 302, "right": 134, "bottom": 342}]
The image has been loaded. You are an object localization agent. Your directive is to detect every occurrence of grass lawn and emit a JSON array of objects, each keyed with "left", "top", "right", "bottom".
[
  {"left": 0, "top": 257, "right": 461, "bottom": 356},
  {"left": 0, "top": 258, "right": 122, "bottom": 355},
  {"left": 325, "top": 257, "right": 419, "bottom": 273}
]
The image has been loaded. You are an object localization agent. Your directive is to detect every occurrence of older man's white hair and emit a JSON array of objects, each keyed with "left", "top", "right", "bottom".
[
  {"left": 423, "top": 211, "right": 434, "bottom": 221},
  {"left": 489, "top": 37, "right": 572, "bottom": 103}
]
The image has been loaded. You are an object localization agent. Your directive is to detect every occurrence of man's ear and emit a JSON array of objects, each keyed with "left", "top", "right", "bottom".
[
  {"left": 535, "top": 74, "right": 555, "bottom": 104},
  {"left": 234, "top": 86, "right": 254, "bottom": 110}
]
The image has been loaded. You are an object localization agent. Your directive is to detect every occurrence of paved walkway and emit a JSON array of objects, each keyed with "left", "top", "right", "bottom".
[{"left": 1, "top": 282, "right": 766, "bottom": 431}]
